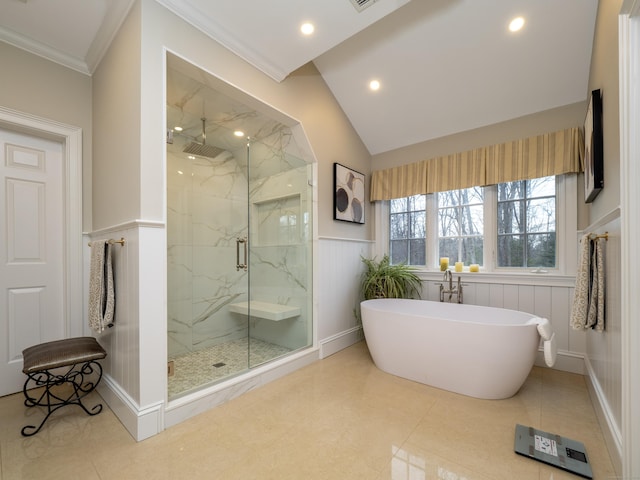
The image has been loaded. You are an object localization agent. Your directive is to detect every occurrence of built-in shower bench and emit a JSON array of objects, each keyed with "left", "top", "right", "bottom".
[
  {"left": 20, "top": 336, "right": 107, "bottom": 436},
  {"left": 229, "top": 301, "right": 300, "bottom": 321}
]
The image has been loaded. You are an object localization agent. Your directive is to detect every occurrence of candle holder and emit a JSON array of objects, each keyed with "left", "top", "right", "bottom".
[{"left": 440, "top": 257, "right": 449, "bottom": 271}]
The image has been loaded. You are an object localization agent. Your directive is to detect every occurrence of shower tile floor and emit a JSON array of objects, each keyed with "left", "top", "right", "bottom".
[
  {"left": 0, "top": 341, "right": 617, "bottom": 479},
  {"left": 168, "top": 338, "right": 291, "bottom": 398}
]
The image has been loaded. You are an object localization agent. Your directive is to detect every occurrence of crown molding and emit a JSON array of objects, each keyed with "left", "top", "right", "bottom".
[
  {"left": 155, "top": 0, "right": 289, "bottom": 82},
  {"left": 0, "top": 25, "right": 90, "bottom": 75}
]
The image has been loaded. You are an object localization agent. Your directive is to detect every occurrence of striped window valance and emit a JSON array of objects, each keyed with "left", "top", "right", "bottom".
[
  {"left": 425, "top": 149, "right": 486, "bottom": 194},
  {"left": 370, "top": 127, "right": 583, "bottom": 201},
  {"left": 369, "top": 160, "right": 428, "bottom": 201},
  {"left": 485, "top": 127, "right": 584, "bottom": 184}
]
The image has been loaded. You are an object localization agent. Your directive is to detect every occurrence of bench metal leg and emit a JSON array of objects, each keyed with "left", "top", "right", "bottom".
[{"left": 21, "top": 360, "right": 104, "bottom": 437}]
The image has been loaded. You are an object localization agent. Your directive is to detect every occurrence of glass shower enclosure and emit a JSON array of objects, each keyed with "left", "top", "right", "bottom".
[{"left": 166, "top": 55, "right": 313, "bottom": 400}]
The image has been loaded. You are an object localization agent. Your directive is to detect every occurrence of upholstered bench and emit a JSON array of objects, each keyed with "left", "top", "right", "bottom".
[{"left": 21, "top": 336, "right": 107, "bottom": 436}]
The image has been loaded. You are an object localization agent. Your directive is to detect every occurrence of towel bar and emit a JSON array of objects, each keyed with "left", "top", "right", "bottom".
[
  {"left": 88, "top": 237, "right": 125, "bottom": 247},
  {"left": 20, "top": 337, "right": 107, "bottom": 436},
  {"left": 582, "top": 232, "right": 608, "bottom": 241}
]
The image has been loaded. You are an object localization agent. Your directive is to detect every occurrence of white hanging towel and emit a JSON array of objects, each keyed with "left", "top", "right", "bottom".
[
  {"left": 586, "top": 237, "right": 606, "bottom": 331},
  {"left": 570, "top": 234, "right": 591, "bottom": 330},
  {"left": 534, "top": 317, "right": 553, "bottom": 341},
  {"left": 544, "top": 333, "right": 557, "bottom": 367},
  {"left": 89, "top": 240, "right": 115, "bottom": 333}
]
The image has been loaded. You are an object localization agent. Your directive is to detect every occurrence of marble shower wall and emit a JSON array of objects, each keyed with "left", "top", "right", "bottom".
[
  {"left": 167, "top": 148, "right": 249, "bottom": 358},
  {"left": 248, "top": 164, "right": 312, "bottom": 350},
  {"left": 167, "top": 134, "right": 312, "bottom": 359}
]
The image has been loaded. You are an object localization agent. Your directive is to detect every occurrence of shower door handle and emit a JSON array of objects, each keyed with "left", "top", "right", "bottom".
[{"left": 236, "top": 237, "right": 248, "bottom": 271}]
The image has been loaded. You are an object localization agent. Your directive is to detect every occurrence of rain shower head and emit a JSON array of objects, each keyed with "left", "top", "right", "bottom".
[{"left": 183, "top": 117, "right": 224, "bottom": 159}]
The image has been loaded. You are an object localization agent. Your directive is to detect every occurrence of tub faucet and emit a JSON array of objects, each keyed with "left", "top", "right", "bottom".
[
  {"left": 443, "top": 269, "right": 452, "bottom": 290},
  {"left": 439, "top": 270, "right": 463, "bottom": 303}
]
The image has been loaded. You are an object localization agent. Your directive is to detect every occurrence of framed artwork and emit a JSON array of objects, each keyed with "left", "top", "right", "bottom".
[
  {"left": 584, "top": 89, "right": 604, "bottom": 203},
  {"left": 333, "top": 163, "right": 365, "bottom": 224}
]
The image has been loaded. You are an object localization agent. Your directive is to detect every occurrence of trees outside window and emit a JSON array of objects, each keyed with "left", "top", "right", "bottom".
[
  {"left": 390, "top": 195, "right": 425, "bottom": 265},
  {"left": 497, "top": 176, "right": 556, "bottom": 267},
  {"left": 388, "top": 176, "right": 557, "bottom": 269},
  {"left": 437, "top": 187, "right": 484, "bottom": 266}
]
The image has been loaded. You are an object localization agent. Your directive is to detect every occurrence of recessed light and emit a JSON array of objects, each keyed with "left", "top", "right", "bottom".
[
  {"left": 174, "top": 126, "right": 183, "bottom": 132},
  {"left": 369, "top": 79, "right": 381, "bottom": 91},
  {"left": 509, "top": 16, "right": 525, "bottom": 32},
  {"left": 188, "top": 155, "right": 195, "bottom": 160},
  {"left": 234, "top": 130, "right": 245, "bottom": 137},
  {"left": 300, "top": 22, "right": 314, "bottom": 35},
  {"left": 177, "top": 170, "right": 184, "bottom": 175}
]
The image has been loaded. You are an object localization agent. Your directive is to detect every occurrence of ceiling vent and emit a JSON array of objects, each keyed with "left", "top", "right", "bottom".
[{"left": 349, "top": 0, "right": 379, "bottom": 12}]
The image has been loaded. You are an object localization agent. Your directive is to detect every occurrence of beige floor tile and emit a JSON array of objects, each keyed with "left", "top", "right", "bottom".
[
  {"left": 0, "top": 341, "right": 617, "bottom": 480},
  {"left": 1, "top": 394, "right": 114, "bottom": 480},
  {"left": 377, "top": 444, "right": 498, "bottom": 480},
  {"left": 542, "top": 367, "right": 588, "bottom": 391},
  {"left": 214, "top": 423, "right": 382, "bottom": 480},
  {"left": 406, "top": 395, "right": 541, "bottom": 480}
]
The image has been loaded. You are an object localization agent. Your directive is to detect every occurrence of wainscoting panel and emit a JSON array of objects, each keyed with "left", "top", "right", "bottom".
[
  {"left": 317, "top": 237, "right": 373, "bottom": 357},
  {"left": 582, "top": 212, "right": 622, "bottom": 472},
  {"left": 87, "top": 221, "right": 166, "bottom": 441}
]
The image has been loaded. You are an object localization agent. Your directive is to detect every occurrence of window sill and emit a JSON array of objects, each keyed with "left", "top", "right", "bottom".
[{"left": 416, "top": 269, "right": 576, "bottom": 287}]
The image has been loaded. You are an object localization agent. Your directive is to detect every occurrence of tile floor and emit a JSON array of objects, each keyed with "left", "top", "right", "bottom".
[
  {"left": 0, "top": 341, "right": 617, "bottom": 479},
  {"left": 168, "top": 338, "right": 291, "bottom": 398}
]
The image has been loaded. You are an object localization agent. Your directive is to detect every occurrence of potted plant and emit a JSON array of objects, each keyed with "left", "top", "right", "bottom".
[{"left": 360, "top": 254, "right": 422, "bottom": 300}]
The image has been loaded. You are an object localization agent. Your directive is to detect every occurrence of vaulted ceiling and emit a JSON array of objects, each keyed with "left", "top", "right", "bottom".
[{"left": 0, "top": 0, "right": 598, "bottom": 155}]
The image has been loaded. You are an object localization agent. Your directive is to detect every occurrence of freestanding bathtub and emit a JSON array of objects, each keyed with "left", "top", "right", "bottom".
[{"left": 361, "top": 298, "right": 545, "bottom": 399}]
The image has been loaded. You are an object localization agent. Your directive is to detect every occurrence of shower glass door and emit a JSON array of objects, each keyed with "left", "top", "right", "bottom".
[
  {"left": 167, "top": 120, "right": 251, "bottom": 399},
  {"left": 166, "top": 54, "right": 312, "bottom": 400},
  {"left": 245, "top": 136, "right": 313, "bottom": 369}
]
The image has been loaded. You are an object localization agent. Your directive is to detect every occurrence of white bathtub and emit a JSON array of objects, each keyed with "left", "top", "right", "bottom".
[{"left": 361, "top": 298, "right": 544, "bottom": 399}]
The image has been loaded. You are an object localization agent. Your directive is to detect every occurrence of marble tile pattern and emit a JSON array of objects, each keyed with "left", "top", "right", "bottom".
[
  {"left": 168, "top": 338, "right": 291, "bottom": 399},
  {"left": 167, "top": 128, "right": 312, "bottom": 363},
  {"left": 0, "top": 341, "right": 617, "bottom": 479}
]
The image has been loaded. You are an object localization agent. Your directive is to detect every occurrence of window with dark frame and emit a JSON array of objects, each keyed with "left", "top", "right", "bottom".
[
  {"left": 497, "top": 176, "right": 556, "bottom": 268},
  {"left": 389, "top": 195, "right": 426, "bottom": 266},
  {"left": 388, "top": 176, "right": 557, "bottom": 269},
  {"left": 437, "top": 187, "right": 484, "bottom": 267}
]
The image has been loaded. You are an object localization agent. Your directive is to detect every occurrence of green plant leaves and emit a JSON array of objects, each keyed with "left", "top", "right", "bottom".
[{"left": 360, "top": 255, "right": 422, "bottom": 300}]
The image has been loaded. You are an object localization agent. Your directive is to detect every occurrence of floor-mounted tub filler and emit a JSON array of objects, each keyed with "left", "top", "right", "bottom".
[{"left": 360, "top": 298, "right": 556, "bottom": 400}]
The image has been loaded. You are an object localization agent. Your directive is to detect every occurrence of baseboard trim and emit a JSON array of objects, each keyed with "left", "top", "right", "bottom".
[
  {"left": 534, "top": 348, "right": 585, "bottom": 374},
  {"left": 98, "top": 374, "right": 163, "bottom": 442},
  {"left": 319, "top": 326, "right": 364, "bottom": 359},
  {"left": 584, "top": 356, "right": 623, "bottom": 477}
]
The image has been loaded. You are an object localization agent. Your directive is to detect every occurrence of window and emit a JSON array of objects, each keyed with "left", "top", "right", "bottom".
[
  {"left": 437, "top": 187, "right": 484, "bottom": 266},
  {"left": 497, "top": 176, "right": 556, "bottom": 267},
  {"left": 388, "top": 176, "right": 559, "bottom": 270},
  {"left": 389, "top": 195, "right": 425, "bottom": 265}
]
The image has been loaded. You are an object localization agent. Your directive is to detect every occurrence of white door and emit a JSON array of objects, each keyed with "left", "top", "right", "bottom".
[{"left": 0, "top": 128, "right": 65, "bottom": 397}]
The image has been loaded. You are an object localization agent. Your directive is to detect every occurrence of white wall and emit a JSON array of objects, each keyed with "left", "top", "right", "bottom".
[
  {"left": 93, "top": 1, "right": 143, "bottom": 230},
  {"left": 317, "top": 238, "right": 373, "bottom": 356}
]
